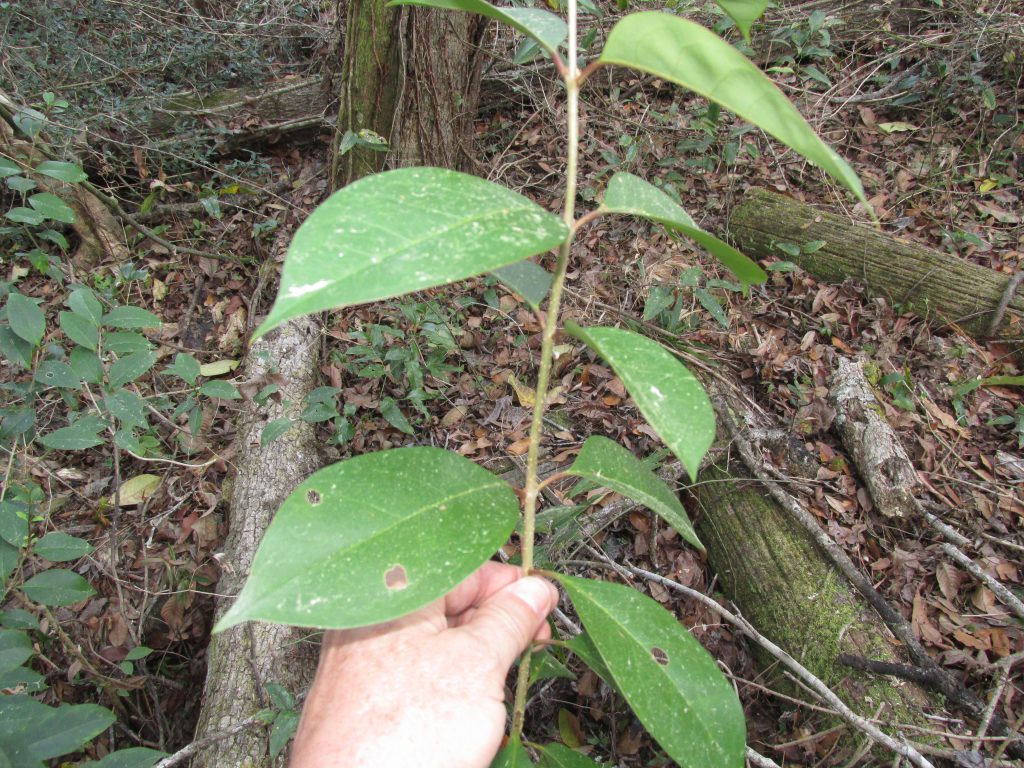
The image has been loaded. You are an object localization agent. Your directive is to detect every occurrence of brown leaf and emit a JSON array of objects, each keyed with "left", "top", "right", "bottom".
[
  {"left": 935, "top": 562, "right": 963, "bottom": 602},
  {"left": 912, "top": 591, "right": 943, "bottom": 645}
]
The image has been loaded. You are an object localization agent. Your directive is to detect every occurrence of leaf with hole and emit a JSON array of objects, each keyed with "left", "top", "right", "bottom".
[
  {"left": 713, "top": 0, "right": 768, "bottom": 42},
  {"left": 28, "top": 193, "right": 76, "bottom": 224},
  {"left": 567, "top": 436, "right": 702, "bottom": 550},
  {"left": 389, "top": 0, "right": 567, "bottom": 57},
  {"left": 34, "top": 160, "right": 88, "bottom": 183},
  {"left": 601, "top": 173, "right": 765, "bottom": 288},
  {"left": 254, "top": 168, "right": 568, "bottom": 338},
  {"left": 33, "top": 532, "right": 93, "bottom": 563},
  {"left": 5, "top": 292, "right": 45, "bottom": 347},
  {"left": 215, "top": 447, "right": 519, "bottom": 631},
  {"left": 598, "top": 13, "right": 865, "bottom": 204},
  {"left": 566, "top": 324, "right": 714, "bottom": 481},
  {"left": 557, "top": 575, "right": 745, "bottom": 768},
  {"left": 21, "top": 569, "right": 96, "bottom": 606},
  {"left": 108, "top": 349, "right": 157, "bottom": 389}
]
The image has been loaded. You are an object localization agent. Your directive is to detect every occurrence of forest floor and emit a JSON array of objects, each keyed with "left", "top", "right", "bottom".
[{"left": 1, "top": 0, "right": 1022, "bottom": 765}]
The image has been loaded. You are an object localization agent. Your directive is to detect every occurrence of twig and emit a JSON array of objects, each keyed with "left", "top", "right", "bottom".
[
  {"left": 837, "top": 654, "right": 951, "bottom": 690},
  {"left": 746, "top": 747, "right": 783, "bottom": 768},
  {"left": 937, "top": 541, "right": 1024, "bottom": 622},
  {"left": 986, "top": 271, "right": 1024, "bottom": 339},
  {"left": 152, "top": 717, "right": 265, "bottom": 768},
  {"left": 976, "top": 652, "right": 1023, "bottom": 741}
]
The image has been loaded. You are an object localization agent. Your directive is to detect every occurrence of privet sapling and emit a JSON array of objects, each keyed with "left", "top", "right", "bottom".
[{"left": 214, "top": 1, "right": 866, "bottom": 764}]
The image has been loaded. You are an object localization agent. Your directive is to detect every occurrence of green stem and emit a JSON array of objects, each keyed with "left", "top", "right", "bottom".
[{"left": 510, "top": 0, "right": 580, "bottom": 742}]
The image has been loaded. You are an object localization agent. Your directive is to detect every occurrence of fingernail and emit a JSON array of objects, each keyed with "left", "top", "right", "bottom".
[{"left": 508, "top": 577, "right": 552, "bottom": 616}]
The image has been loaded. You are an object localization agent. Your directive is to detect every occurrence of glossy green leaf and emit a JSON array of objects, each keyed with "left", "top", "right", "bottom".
[
  {"left": 28, "top": 193, "right": 76, "bottom": 224},
  {"left": 216, "top": 446, "right": 519, "bottom": 631},
  {"left": 567, "top": 435, "right": 701, "bottom": 550},
  {"left": 59, "top": 311, "right": 98, "bottom": 351},
  {"left": 199, "top": 380, "right": 241, "bottom": 400},
  {"left": 538, "top": 743, "right": 604, "bottom": 768},
  {"left": 255, "top": 168, "right": 568, "bottom": 338},
  {"left": 34, "top": 533, "right": 93, "bottom": 563},
  {"left": 21, "top": 569, "right": 95, "bottom": 606},
  {"left": 85, "top": 747, "right": 168, "bottom": 768},
  {"left": 0, "top": 630, "right": 32, "bottom": 673},
  {"left": 34, "top": 160, "right": 88, "bottom": 183},
  {"left": 714, "top": 0, "right": 768, "bottom": 42},
  {"left": 557, "top": 575, "right": 745, "bottom": 768},
  {"left": 598, "top": 13, "right": 866, "bottom": 204},
  {"left": 33, "top": 361, "right": 81, "bottom": 390},
  {"left": 566, "top": 324, "right": 714, "bottom": 481},
  {"left": 491, "top": 736, "right": 533, "bottom": 768},
  {"left": 601, "top": 173, "right": 766, "bottom": 288},
  {"left": 5, "top": 293, "right": 45, "bottom": 347},
  {"left": 38, "top": 417, "right": 106, "bottom": 450},
  {"left": 492, "top": 259, "right": 554, "bottom": 309},
  {"left": 102, "top": 306, "right": 162, "bottom": 330},
  {"left": 107, "top": 349, "right": 157, "bottom": 389},
  {"left": 390, "top": 0, "right": 567, "bottom": 57}
]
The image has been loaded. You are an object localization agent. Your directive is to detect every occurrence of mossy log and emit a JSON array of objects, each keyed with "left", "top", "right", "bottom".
[
  {"left": 729, "top": 188, "right": 1023, "bottom": 346},
  {"left": 150, "top": 75, "right": 331, "bottom": 146},
  {"left": 192, "top": 317, "right": 322, "bottom": 767},
  {"left": 693, "top": 463, "right": 934, "bottom": 732}
]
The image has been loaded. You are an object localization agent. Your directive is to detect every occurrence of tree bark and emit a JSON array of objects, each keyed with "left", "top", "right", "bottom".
[
  {"left": 728, "top": 187, "right": 1023, "bottom": 346},
  {"left": 192, "top": 317, "right": 321, "bottom": 767}
]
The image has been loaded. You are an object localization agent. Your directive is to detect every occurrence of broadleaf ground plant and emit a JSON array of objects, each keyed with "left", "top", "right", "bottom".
[{"left": 216, "top": 2, "right": 866, "bottom": 764}]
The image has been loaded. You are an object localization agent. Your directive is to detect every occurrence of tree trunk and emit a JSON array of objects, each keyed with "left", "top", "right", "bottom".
[
  {"left": 332, "top": 0, "right": 488, "bottom": 185},
  {"left": 728, "top": 187, "right": 1023, "bottom": 346},
  {"left": 692, "top": 463, "right": 934, "bottom": 733},
  {"left": 192, "top": 317, "right": 321, "bottom": 767}
]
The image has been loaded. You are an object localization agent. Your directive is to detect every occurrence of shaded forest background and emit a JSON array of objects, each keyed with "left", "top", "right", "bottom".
[{"left": 0, "top": 0, "right": 1022, "bottom": 765}]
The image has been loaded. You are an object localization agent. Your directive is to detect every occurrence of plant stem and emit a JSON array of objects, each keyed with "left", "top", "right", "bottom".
[{"left": 510, "top": 0, "right": 580, "bottom": 741}]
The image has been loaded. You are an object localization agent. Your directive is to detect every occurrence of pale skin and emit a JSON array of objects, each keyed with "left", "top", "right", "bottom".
[{"left": 290, "top": 562, "right": 560, "bottom": 768}]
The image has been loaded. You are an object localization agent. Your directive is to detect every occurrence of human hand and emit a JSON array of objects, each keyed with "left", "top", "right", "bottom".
[{"left": 289, "top": 561, "right": 560, "bottom": 768}]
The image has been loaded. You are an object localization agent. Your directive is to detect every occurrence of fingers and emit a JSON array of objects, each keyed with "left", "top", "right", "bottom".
[
  {"left": 443, "top": 561, "right": 524, "bottom": 620},
  {"left": 456, "top": 576, "right": 560, "bottom": 671}
]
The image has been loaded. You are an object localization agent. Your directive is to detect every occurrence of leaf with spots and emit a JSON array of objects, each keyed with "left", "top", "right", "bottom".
[
  {"left": 556, "top": 575, "right": 745, "bottom": 768},
  {"left": 254, "top": 168, "right": 568, "bottom": 339},
  {"left": 566, "top": 436, "right": 702, "bottom": 551},
  {"left": 566, "top": 324, "right": 714, "bottom": 481},
  {"left": 215, "top": 447, "right": 519, "bottom": 631}
]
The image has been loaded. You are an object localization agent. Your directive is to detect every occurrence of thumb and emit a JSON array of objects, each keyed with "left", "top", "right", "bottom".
[{"left": 459, "top": 576, "right": 559, "bottom": 672}]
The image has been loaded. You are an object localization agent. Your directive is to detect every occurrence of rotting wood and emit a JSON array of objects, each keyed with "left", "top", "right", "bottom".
[
  {"left": 728, "top": 188, "right": 1023, "bottom": 346},
  {"left": 192, "top": 315, "right": 322, "bottom": 768}
]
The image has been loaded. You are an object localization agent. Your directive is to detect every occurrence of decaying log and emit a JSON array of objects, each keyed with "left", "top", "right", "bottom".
[
  {"left": 728, "top": 188, "right": 1023, "bottom": 346},
  {"left": 829, "top": 357, "right": 918, "bottom": 518},
  {"left": 192, "top": 316, "right": 322, "bottom": 767}
]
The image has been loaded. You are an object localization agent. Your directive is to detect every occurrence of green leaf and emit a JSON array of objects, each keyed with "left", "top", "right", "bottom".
[
  {"left": 38, "top": 419, "right": 106, "bottom": 450},
  {"left": 492, "top": 259, "right": 554, "bottom": 309},
  {"left": 107, "top": 349, "right": 157, "bottom": 389},
  {"left": 557, "top": 575, "right": 745, "bottom": 768},
  {"left": 564, "top": 632, "right": 616, "bottom": 690},
  {"left": 0, "top": 630, "right": 32, "bottom": 673},
  {"left": 104, "top": 331, "right": 152, "bottom": 355},
  {"left": 713, "top": 0, "right": 768, "bottom": 43},
  {"left": 0, "top": 540, "right": 18, "bottom": 588},
  {"left": 67, "top": 288, "right": 103, "bottom": 326},
  {"left": 0, "top": 327, "right": 33, "bottom": 369},
  {"left": 261, "top": 417, "right": 296, "bottom": 447},
  {"left": 59, "top": 311, "right": 99, "bottom": 351},
  {"left": 70, "top": 347, "right": 104, "bottom": 384},
  {"left": 598, "top": 13, "right": 866, "bottom": 205},
  {"left": 164, "top": 353, "right": 201, "bottom": 385},
  {"left": 28, "top": 193, "right": 76, "bottom": 224},
  {"left": 199, "top": 380, "right": 241, "bottom": 400},
  {"left": 215, "top": 447, "right": 518, "bottom": 631},
  {"left": 566, "top": 324, "right": 714, "bottom": 481},
  {"left": 34, "top": 161, "right": 88, "bottom": 183},
  {"left": 254, "top": 168, "right": 568, "bottom": 339},
  {"left": 85, "top": 747, "right": 168, "bottom": 768},
  {"left": 538, "top": 743, "right": 605, "bottom": 768},
  {"left": 490, "top": 736, "right": 533, "bottom": 768},
  {"left": 4, "top": 206, "right": 44, "bottom": 225},
  {"left": 5, "top": 292, "right": 45, "bottom": 347},
  {"left": 529, "top": 647, "right": 576, "bottom": 687},
  {"left": 198, "top": 359, "right": 239, "bottom": 377},
  {"left": 104, "top": 388, "right": 150, "bottom": 431},
  {"left": 0, "top": 610, "right": 39, "bottom": 630},
  {"left": 981, "top": 375, "right": 1024, "bottom": 388},
  {"left": 266, "top": 682, "right": 296, "bottom": 711},
  {"left": 694, "top": 287, "right": 730, "bottom": 328},
  {"left": 389, "top": 0, "right": 567, "bottom": 57},
  {"left": 33, "top": 532, "right": 93, "bottom": 563},
  {"left": 33, "top": 360, "right": 81, "bottom": 390},
  {"left": 600, "top": 173, "right": 766, "bottom": 288},
  {"left": 380, "top": 397, "right": 414, "bottom": 435},
  {"left": 21, "top": 569, "right": 95, "bottom": 606},
  {"left": 20, "top": 701, "right": 115, "bottom": 761},
  {"left": 102, "top": 306, "right": 162, "bottom": 330},
  {"left": 0, "top": 500, "right": 29, "bottom": 548},
  {"left": 7, "top": 176, "right": 37, "bottom": 194},
  {"left": 269, "top": 710, "right": 300, "bottom": 759},
  {"left": 567, "top": 436, "right": 702, "bottom": 550},
  {"left": 0, "top": 158, "right": 20, "bottom": 178}
]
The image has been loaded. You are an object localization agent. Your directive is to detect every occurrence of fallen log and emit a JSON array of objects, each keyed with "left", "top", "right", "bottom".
[
  {"left": 192, "top": 315, "right": 322, "bottom": 767},
  {"left": 728, "top": 188, "right": 1023, "bottom": 346}
]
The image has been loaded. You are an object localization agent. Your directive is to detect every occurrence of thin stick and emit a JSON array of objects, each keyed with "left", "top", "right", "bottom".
[{"left": 152, "top": 717, "right": 264, "bottom": 768}]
